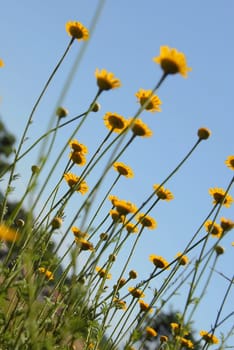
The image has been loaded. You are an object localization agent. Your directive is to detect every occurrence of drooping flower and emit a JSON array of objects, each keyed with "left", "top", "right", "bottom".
[
  {"left": 130, "top": 118, "right": 153, "bottom": 137},
  {"left": 204, "top": 220, "right": 222, "bottom": 238},
  {"left": 64, "top": 172, "right": 88, "bottom": 194},
  {"left": 138, "top": 300, "right": 153, "bottom": 313},
  {"left": 208, "top": 188, "right": 233, "bottom": 208},
  {"left": 149, "top": 255, "right": 170, "bottom": 269},
  {"left": 199, "top": 330, "right": 219, "bottom": 344},
  {"left": 197, "top": 127, "right": 211, "bottom": 140},
  {"left": 225, "top": 155, "right": 234, "bottom": 170},
  {"left": 95, "top": 266, "right": 112, "bottom": 279},
  {"left": 137, "top": 213, "right": 157, "bottom": 230},
  {"left": 103, "top": 112, "right": 128, "bottom": 133},
  {"left": 128, "top": 287, "right": 145, "bottom": 298},
  {"left": 175, "top": 252, "right": 189, "bottom": 266},
  {"left": 135, "top": 89, "right": 162, "bottom": 112},
  {"left": 0, "top": 224, "right": 19, "bottom": 242},
  {"left": 153, "top": 46, "right": 192, "bottom": 78},
  {"left": 66, "top": 21, "right": 89, "bottom": 41},
  {"left": 146, "top": 327, "right": 158, "bottom": 337},
  {"left": 95, "top": 69, "right": 121, "bottom": 91},
  {"left": 153, "top": 184, "right": 174, "bottom": 201},
  {"left": 220, "top": 217, "right": 234, "bottom": 232},
  {"left": 113, "top": 162, "right": 134, "bottom": 178},
  {"left": 69, "top": 139, "right": 88, "bottom": 153},
  {"left": 38, "top": 267, "right": 54, "bottom": 281}
]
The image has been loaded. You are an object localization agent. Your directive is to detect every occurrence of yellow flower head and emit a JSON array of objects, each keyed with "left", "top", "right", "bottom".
[
  {"left": 71, "top": 226, "right": 89, "bottom": 239},
  {"left": 135, "top": 89, "right": 162, "bottom": 113},
  {"left": 56, "top": 106, "right": 69, "bottom": 118},
  {"left": 114, "top": 199, "right": 138, "bottom": 216},
  {"left": 175, "top": 252, "right": 189, "bottom": 266},
  {"left": 95, "top": 266, "right": 112, "bottom": 279},
  {"left": 0, "top": 59, "right": 5, "bottom": 67},
  {"left": 125, "top": 222, "right": 139, "bottom": 234},
  {"left": 170, "top": 322, "right": 180, "bottom": 333},
  {"left": 66, "top": 21, "right": 89, "bottom": 40},
  {"left": 199, "top": 330, "right": 219, "bottom": 344},
  {"left": 149, "top": 255, "right": 170, "bottom": 269},
  {"left": 95, "top": 69, "right": 121, "bottom": 91},
  {"left": 113, "top": 162, "right": 134, "bottom": 178},
  {"left": 209, "top": 187, "right": 233, "bottom": 208},
  {"left": 138, "top": 300, "right": 153, "bottom": 313},
  {"left": 0, "top": 224, "right": 19, "bottom": 242},
  {"left": 153, "top": 46, "right": 192, "bottom": 78},
  {"left": 113, "top": 298, "right": 127, "bottom": 310},
  {"left": 109, "top": 195, "right": 119, "bottom": 206},
  {"left": 130, "top": 118, "right": 153, "bottom": 137},
  {"left": 225, "top": 155, "right": 234, "bottom": 170},
  {"left": 176, "top": 336, "right": 194, "bottom": 349},
  {"left": 69, "top": 139, "right": 88, "bottom": 153},
  {"left": 75, "top": 237, "right": 94, "bottom": 251},
  {"left": 109, "top": 209, "right": 125, "bottom": 223},
  {"left": 204, "top": 220, "right": 222, "bottom": 238},
  {"left": 153, "top": 184, "right": 174, "bottom": 201},
  {"left": 103, "top": 112, "right": 128, "bottom": 133},
  {"left": 128, "top": 287, "right": 145, "bottom": 298},
  {"left": 146, "top": 327, "right": 157, "bottom": 338},
  {"left": 69, "top": 151, "right": 86, "bottom": 166},
  {"left": 220, "top": 217, "right": 234, "bottom": 232},
  {"left": 64, "top": 172, "right": 89, "bottom": 194},
  {"left": 197, "top": 127, "right": 211, "bottom": 140},
  {"left": 137, "top": 213, "right": 157, "bottom": 230},
  {"left": 38, "top": 267, "right": 54, "bottom": 281}
]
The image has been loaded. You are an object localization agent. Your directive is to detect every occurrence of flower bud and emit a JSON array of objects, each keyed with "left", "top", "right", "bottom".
[{"left": 197, "top": 127, "right": 211, "bottom": 140}]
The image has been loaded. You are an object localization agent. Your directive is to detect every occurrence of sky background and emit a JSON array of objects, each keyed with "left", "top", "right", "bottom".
[{"left": 1, "top": 0, "right": 234, "bottom": 345}]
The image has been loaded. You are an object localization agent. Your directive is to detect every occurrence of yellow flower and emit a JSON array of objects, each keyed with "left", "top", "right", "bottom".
[
  {"left": 95, "top": 69, "right": 121, "bottom": 91},
  {"left": 170, "top": 322, "right": 180, "bottom": 334},
  {"left": 135, "top": 89, "right": 162, "bottom": 112},
  {"left": 153, "top": 46, "right": 192, "bottom": 78},
  {"left": 113, "top": 298, "right": 127, "bottom": 310},
  {"left": 0, "top": 59, "right": 5, "bottom": 67},
  {"left": 113, "top": 162, "right": 134, "bottom": 178},
  {"left": 103, "top": 112, "right": 128, "bottom": 133},
  {"left": 137, "top": 213, "right": 157, "bottom": 230},
  {"left": 153, "top": 184, "right": 174, "bottom": 201},
  {"left": 225, "top": 155, "right": 234, "bottom": 170},
  {"left": 175, "top": 252, "right": 189, "bottom": 266},
  {"left": 204, "top": 220, "right": 222, "bottom": 238},
  {"left": 146, "top": 327, "right": 157, "bottom": 337},
  {"left": 125, "top": 222, "right": 139, "bottom": 234},
  {"left": 209, "top": 187, "right": 233, "bottom": 208},
  {"left": 0, "top": 224, "right": 19, "bottom": 242},
  {"left": 95, "top": 266, "right": 112, "bottom": 279},
  {"left": 109, "top": 209, "right": 125, "bottom": 223},
  {"left": 108, "top": 195, "right": 119, "bottom": 206},
  {"left": 197, "top": 127, "right": 211, "bottom": 140},
  {"left": 71, "top": 226, "right": 89, "bottom": 239},
  {"left": 38, "top": 267, "right": 54, "bottom": 281},
  {"left": 128, "top": 287, "right": 145, "bottom": 298},
  {"left": 69, "top": 139, "right": 88, "bottom": 153},
  {"left": 130, "top": 118, "right": 153, "bottom": 137},
  {"left": 138, "top": 300, "right": 153, "bottom": 313},
  {"left": 75, "top": 237, "right": 94, "bottom": 251},
  {"left": 149, "top": 255, "right": 170, "bottom": 269},
  {"left": 176, "top": 336, "right": 194, "bottom": 349},
  {"left": 199, "top": 330, "right": 219, "bottom": 344},
  {"left": 51, "top": 216, "right": 63, "bottom": 230},
  {"left": 114, "top": 199, "right": 138, "bottom": 216},
  {"left": 64, "top": 172, "right": 88, "bottom": 194},
  {"left": 69, "top": 151, "right": 86, "bottom": 166},
  {"left": 66, "top": 21, "right": 89, "bottom": 40},
  {"left": 220, "top": 217, "right": 234, "bottom": 232}
]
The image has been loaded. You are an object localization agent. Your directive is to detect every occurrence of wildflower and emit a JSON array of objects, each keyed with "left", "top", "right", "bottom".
[
  {"left": 138, "top": 300, "right": 153, "bottom": 313},
  {"left": 197, "top": 127, "right": 211, "bottom": 140},
  {"left": 0, "top": 224, "right": 19, "bottom": 242},
  {"left": 215, "top": 245, "right": 225, "bottom": 255},
  {"left": 95, "top": 69, "right": 121, "bottom": 91},
  {"left": 109, "top": 195, "right": 119, "bottom": 206},
  {"left": 209, "top": 187, "right": 233, "bottom": 208},
  {"left": 51, "top": 216, "right": 63, "bottom": 230},
  {"left": 153, "top": 45, "right": 192, "bottom": 78},
  {"left": 66, "top": 21, "right": 89, "bottom": 41},
  {"left": 56, "top": 106, "right": 69, "bottom": 118},
  {"left": 0, "top": 59, "right": 4, "bottom": 67},
  {"left": 103, "top": 112, "right": 128, "bottom": 133},
  {"left": 225, "top": 155, "right": 234, "bottom": 170},
  {"left": 153, "top": 184, "right": 174, "bottom": 201},
  {"left": 113, "top": 298, "right": 127, "bottom": 310},
  {"left": 95, "top": 266, "right": 112, "bottom": 279},
  {"left": 114, "top": 199, "right": 138, "bottom": 216},
  {"left": 171, "top": 322, "right": 180, "bottom": 334},
  {"left": 146, "top": 327, "right": 157, "bottom": 337},
  {"left": 38, "top": 267, "right": 54, "bottom": 281},
  {"left": 204, "top": 220, "right": 222, "bottom": 238},
  {"left": 220, "top": 217, "right": 234, "bottom": 232},
  {"left": 113, "top": 278, "right": 126, "bottom": 290},
  {"left": 135, "top": 89, "right": 162, "bottom": 112},
  {"left": 69, "top": 151, "right": 86, "bottom": 166},
  {"left": 75, "top": 238, "right": 94, "bottom": 251},
  {"left": 64, "top": 172, "right": 89, "bottom": 194},
  {"left": 199, "top": 330, "right": 219, "bottom": 344},
  {"left": 130, "top": 118, "right": 153, "bottom": 137},
  {"left": 69, "top": 139, "right": 88, "bottom": 153},
  {"left": 128, "top": 287, "right": 145, "bottom": 298},
  {"left": 113, "top": 162, "right": 134, "bottom": 178},
  {"left": 129, "top": 270, "right": 138, "bottom": 279},
  {"left": 160, "top": 335, "right": 168, "bottom": 343},
  {"left": 109, "top": 209, "right": 125, "bottom": 223},
  {"left": 175, "top": 252, "right": 189, "bottom": 266},
  {"left": 71, "top": 227, "right": 89, "bottom": 239},
  {"left": 176, "top": 336, "right": 194, "bottom": 349},
  {"left": 137, "top": 213, "right": 157, "bottom": 230},
  {"left": 149, "top": 255, "right": 170, "bottom": 269},
  {"left": 125, "top": 222, "right": 139, "bottom": 234}
]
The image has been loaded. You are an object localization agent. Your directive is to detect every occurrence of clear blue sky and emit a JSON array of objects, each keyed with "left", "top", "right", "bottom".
[{"left": 1, "top": 0, "right": 233, "bottom": 345}]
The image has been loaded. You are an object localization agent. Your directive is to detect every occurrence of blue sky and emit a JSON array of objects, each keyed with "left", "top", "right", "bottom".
[{"left": 1, "top": 0, "right": 234, "bottom": 345}]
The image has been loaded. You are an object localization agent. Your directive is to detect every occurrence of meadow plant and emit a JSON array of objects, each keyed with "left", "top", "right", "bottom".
[{"left": 0, "top": 18, "right": 233, "bottom": 350}]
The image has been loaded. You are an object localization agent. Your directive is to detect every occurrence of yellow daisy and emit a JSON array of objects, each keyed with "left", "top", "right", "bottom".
[
  {"left": 153, "top": 184, "right": 174, "bottom": 201},
  {"left": 95, "top": 68, "right": 121, "bottom": 91},
  {"left": 113, "top": 298, "right": 127, "bottom": 310},
  {"left": 103, "top": 112, "right": 128, "bottom": 132},
  {"left": 204, "top": 220, "right": 222, "bottom": 238},
  {"left": 209, "top": 187, "right": 233, "bottom": 207},
  {"left": 38, "top": 267, "right": 54, "bottom": 281},
  {"left": 128, "top": 287, "right": 145, "bottom": 298},
  {"left": 109, "top": 209, "right": 125, "bottom": 223},
  {"left": 199, "top": 330, "right": 219, "bottom": 344},
  {"left": 95, "top": 266, "right": 112, "bottom": 279},
  {"left": 66, "top": 21, "right": 89, "bottom": 41},
  {"left": 137, "top": 213, "right": 157, "bottom": 230},
  {"left": 69, "top": 151, "right": 86, "bottom": 166},
  {"left": 69, "top": 139, "right": 88, "bottom": 153},
  {"left": 176, "top": 336, "right": 194, "bottom": 349},
  {"left": 113, "top": 162, "right": 134, "bottom": 178},
  {"left": 225, "top": 155, "right": 234, "bottom": 170},
  {"left": 125, "top": 222, "right": 139, "bottom": 234},
  {"left": 114, "top": 199, "right": 138, "bottom": 216},
  {"left": 146, "top": 327, "right": 157, "bottom": 337},
  {"left": 108, "top": 195, "right": 119, "bottom": 206},
  {"left": 135, "top": 89, "right": 162, "bottom": 112},
  {"left": 75, "top": 237, "right": 94, "bottom": 251},
  {"left": 64, "top": 172, "right": 89, "bottom": 194},
  {"left": 175, "top": 252, "right": 189, "bottom": 266},
  {"left": 138, "top": 300, "right": 153, "bottom": 313},
  {"left": 71, "top": 226, "right": 89, "bottom": 239},
  {"left": 130, "top": 118, "right": 153, "bottom": 137},
  {"left": 153, "top": 45, "right": 192, "bottom": 78},
  {"left": 0, "top": 224, "right": 19, "bottom": 242},
  {"left": 220, "top": 217, "right": 234, "bottom": 232},
  {"left": 149, "top": 254, "right": 170, "bottom": 269}
]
